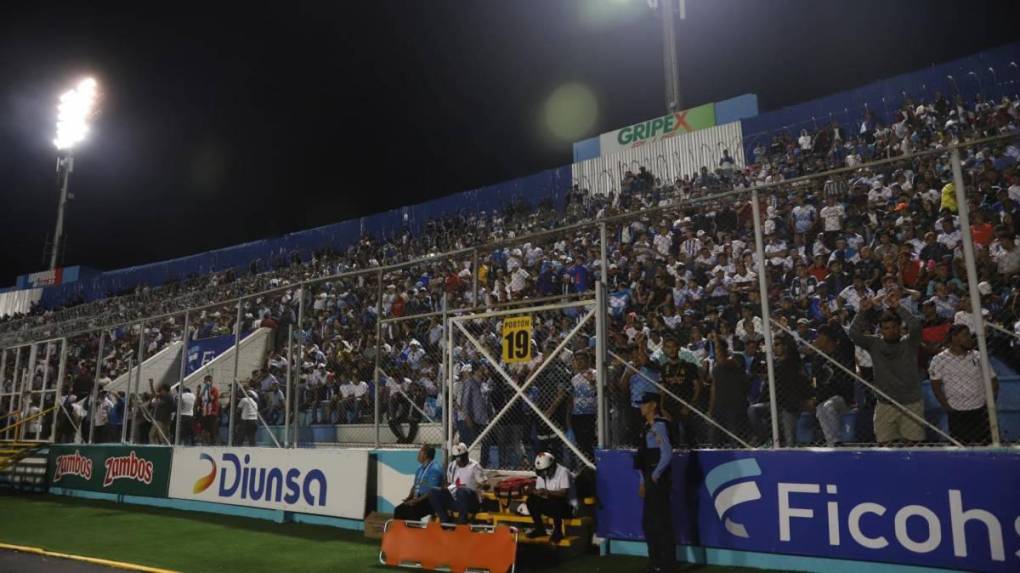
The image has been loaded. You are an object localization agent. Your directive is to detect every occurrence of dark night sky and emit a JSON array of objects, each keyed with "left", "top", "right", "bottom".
[{"left": 1, "top": 0, "right": 1018, "bottom": 284}]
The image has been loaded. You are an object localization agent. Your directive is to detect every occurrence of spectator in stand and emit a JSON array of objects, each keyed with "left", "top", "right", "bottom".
[
  {"left": 848, "top": 294, "right": 924, "bottom": 444},
  {"left": 707, "top": 338, "right": 750, "bottom": 445},
  {"left": 197, "top": 375, "right": 220, "bottom": 445},
  {"left": 929, "top": 324, "right": 998, "bottom": 444},
  {"left": 178, "top": 386, "right": 196, "bottom": 445},
  {"left": 148, "top": 381, "right": 174, "bottom": 445},
  {"left": 92, "top": 390, "right": 113, "bottom": 443},
  {"left": 568, "top": 352, "right": 597, "bottom": 462},
  {"left": 812, "top": 325, "right": 856, "bottom": 446},
  {"left": 237, "top": 389, "right": 259, "bottom": 446}
]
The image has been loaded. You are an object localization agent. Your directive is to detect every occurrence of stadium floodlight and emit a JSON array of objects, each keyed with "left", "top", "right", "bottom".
[
  {"left": 49, "top": 77, "right": 100, "bottom": 270},
  {"left": 53, "top": 77, "right": 99, "bottom": 151}
]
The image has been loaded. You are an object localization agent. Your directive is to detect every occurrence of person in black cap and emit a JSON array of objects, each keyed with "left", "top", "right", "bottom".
[{"left": 634, "top": 392, "right": 675, "bottom": 573}]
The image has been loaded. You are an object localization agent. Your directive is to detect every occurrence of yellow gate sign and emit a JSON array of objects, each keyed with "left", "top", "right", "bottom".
[{"left": 501, "top": 315, "right": 533, "bottom": 364}]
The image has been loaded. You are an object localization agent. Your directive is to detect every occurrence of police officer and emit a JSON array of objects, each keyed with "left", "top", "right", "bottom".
[{"left": 635, "top": 392, "right": 675, "bottom": 573}]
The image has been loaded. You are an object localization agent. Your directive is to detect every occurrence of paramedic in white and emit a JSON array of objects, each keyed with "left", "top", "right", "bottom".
[
  {"left": 525, "top": 452, "right": 572, "bottom": 544},
  {"left": 428, "top": 442, "right": 484, "bottom": 524}
]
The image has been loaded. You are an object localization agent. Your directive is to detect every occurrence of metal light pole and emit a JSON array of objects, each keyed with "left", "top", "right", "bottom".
[
  {"left": 50, "top": 77, "right": 99, "bottom": 270},
  {"left": 50, "top": 156, "right": 73, "bottom": 270}
]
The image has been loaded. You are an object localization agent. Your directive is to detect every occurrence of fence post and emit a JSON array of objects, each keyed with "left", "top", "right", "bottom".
[
  {"left": 472, "top": 248, "right": 479, "bottom": 308},
  {"left": 173, "top": 312, "right": 191, "bottom": 446},
  {"left": 228, "top": 302, "right": 242, "bottom": 446},
  {"left": 374, "top": 270, "right": 384, "bottom": 448},
  {"left": 294, "top": 288, "right": 305, "bottom": 448},
  {"left": 595, "top": 282, "right": 607, "bottom": 449},
  {"left": 49, "top": 339, "right": 68, "bottom": 443},
  {"left": 750, "top": 188, "right": 780, "bottom": 448},
  {"left": 132, "top": 321, "right": 148, "bottom": 444},
  {"left": 121, "top": 357, "right": 133, "bottom": 444},
  {"left": 285, "top": 324, "right": 293, "bottom": 448},
  {"left": 88, "top": 331, "right": 105, "bottom": 444},
  {"left": 446, "top": 309, "right": 454, "bottom": 454},
  {"left": 950, "top": 148, "right": 1001, "bottom": 445}
]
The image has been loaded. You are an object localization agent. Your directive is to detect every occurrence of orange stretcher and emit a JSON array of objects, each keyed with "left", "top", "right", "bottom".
[{"left": 379, "top": 519, "right": 519, "bottom": 573}]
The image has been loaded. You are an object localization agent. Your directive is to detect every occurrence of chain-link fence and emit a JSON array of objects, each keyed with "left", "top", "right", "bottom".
[{"left": 448, "top": 298, "right": 600, "bottom": 471}]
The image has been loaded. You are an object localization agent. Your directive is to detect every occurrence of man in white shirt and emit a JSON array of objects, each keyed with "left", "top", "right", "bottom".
[
  {"left": 525, "top": 452, "right": 573, "bottom": 543},
  {"left": 92, "top": 391, "right": 113, "bottom": 443},
  {"left": 428, "top": 442, "right": 485, "bottom": 524},
  {"left": 178, "top": 386, "right": 197, "bottom": 445},
  {"left": 336, "top": 378, "right": 369, "bottom": 424},
  {"left": 653, "top": 225, "right": 673, "bottom": 258},
  {"left": 237, "top": 389, "right": 259, "bottom": 446},
  {"left": 929, "top": 324, "right": 997, "bottom": 444},
  {"left": 509, "top": 267, "right": 530, "bottom": 297},
  {"left": 819, "top": 196, "right": 844, "bottom": 246}
]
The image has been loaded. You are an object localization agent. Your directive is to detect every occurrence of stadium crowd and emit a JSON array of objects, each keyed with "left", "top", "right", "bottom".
[{"left": 3, "top": 88, "right": 1020, "bottom": 455}]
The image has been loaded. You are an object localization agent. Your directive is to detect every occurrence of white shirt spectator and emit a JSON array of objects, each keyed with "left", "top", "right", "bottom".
[
  {"left": 509, "top": 268, "right": 529, "bottom": 294},
  {"left": 653, "top": 232, "right": 673, "bottom": 257},
  {"left": 732, "top": 270, "right": 757, "bottom": 287},
  {"left": 798, "top": 132, "right": 812, "bottom": 151},
  {"left": 929, "top": 348, "right": 987, "bottom": 411},
  {"left": 791, "top": 205, "right": 816, "bottom": 234},
  {"left": 838, "top": 286, "right": 873, "bottom": 312},
  {"left": 239, "top": 393, "right": 259, "bottom": 420},
  {"left": 820, "top": 204, "right": 845, "bottom": 232},
  {"left": 735, "top": 316, "right": 763, "bottom": 340},
  {"left": 179, "top": 391, "right": 196, "bottom": 417},
  {"left": 341, "top": 380, "right": 369, "bottom": 398},
  {"left": 938, "top": 229, "right": 962, "bottom": 251}
]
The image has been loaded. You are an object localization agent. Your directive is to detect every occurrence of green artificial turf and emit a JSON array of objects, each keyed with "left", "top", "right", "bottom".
[{"left": 0, "top": 493, "right": 782, "bottom": 573}]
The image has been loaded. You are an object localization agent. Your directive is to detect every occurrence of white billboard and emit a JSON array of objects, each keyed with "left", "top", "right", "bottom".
[{"left": 169, "top": 447, "right": 368, "bottom": 519}]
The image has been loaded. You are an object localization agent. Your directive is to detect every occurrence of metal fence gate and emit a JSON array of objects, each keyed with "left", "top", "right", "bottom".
[{"left": 446, "top": 294, "right": 604, "bottom": 471}]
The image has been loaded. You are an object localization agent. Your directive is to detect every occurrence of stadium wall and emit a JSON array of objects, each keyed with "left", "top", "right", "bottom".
[
  {"left": 597, "top": 449, "right": 1020, "bottom": 573},
  {"left": 44, "top": 445, "right": 425, "bottom": 532},
  {"left": 739, "top": 42, "right": 1020, "bottom": 161},
  {"left": 571, "top": 121, "right": 746, "bottom": 194}
]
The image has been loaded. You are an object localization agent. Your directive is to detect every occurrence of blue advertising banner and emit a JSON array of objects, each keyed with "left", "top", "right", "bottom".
[
  {"left": 185, "top": 333, "right": 237, "bottom": 375},
  {"left": 596, "top": 449, "right": 1020, "bottom": 573}
]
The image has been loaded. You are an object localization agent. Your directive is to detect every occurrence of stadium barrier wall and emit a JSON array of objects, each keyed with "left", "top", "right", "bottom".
[
  {"left": 48, "top": 445, "right": 172, "bottom": 498},
  {"left": 596, "top": 449, "right": 1020, "bottom": 573},
  {"left": 43, "top": 445, "right": 423, "bottom": 532},
  {"left": 168, "top": 446, "right": 368, "bottom": 519}
]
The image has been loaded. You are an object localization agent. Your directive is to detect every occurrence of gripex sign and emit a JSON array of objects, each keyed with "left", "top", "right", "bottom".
[
  {"left": 169, "top": 447, "right": 368, "bottom": 519},
  {"left": 596, "top": 450, "right": 1020, "bottom": 573}
]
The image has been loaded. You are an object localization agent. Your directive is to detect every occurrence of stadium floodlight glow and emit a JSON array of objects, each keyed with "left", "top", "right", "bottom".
[{"left": 53, "top": 77, "right": 99, "bottom": 151}]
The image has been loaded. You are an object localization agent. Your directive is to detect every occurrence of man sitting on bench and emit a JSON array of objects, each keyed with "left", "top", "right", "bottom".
[
  {"left": 428, "top": 442, "right": 484, "bottom": 524},
  {"left": 525, "top": 452, "right": 572, "bottom": 543},
  {"left": 393, "top": 445, "right": 442, "bottom": 520}
]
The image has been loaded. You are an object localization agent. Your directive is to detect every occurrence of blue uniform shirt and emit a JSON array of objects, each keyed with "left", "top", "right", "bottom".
[
  {"left": 645, "top": 420, "right": 672, "bottom": 482},
  {"left": 413, "top": 460, "right": 442, "bottom": 496}
]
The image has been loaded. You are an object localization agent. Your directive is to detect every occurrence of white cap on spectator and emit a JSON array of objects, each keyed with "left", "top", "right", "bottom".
[{"left": 978, "top": 281, "right": 993, "bottom": 296}]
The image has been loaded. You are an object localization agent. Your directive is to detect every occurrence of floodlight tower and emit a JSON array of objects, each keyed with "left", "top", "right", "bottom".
[{"left": 50, "top": 77, "right": 99, "bottom": 270}]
